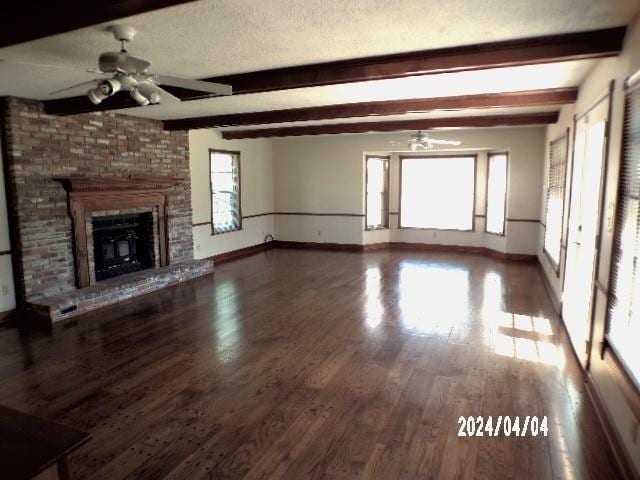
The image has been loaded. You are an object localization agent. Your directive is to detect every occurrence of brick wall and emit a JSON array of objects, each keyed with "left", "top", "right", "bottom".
[{"left": 1, "top": 97, "right": 193, "bottom": 303}]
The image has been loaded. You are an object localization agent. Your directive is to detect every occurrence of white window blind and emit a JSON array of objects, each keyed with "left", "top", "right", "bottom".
[
  {"left": 210, "top": 151, "right": 241, "bottom": 234},
  {"left": 606, "top": 83, "right": 640, "bottom": 386},
  {"left": 366, "top": 156, "right": 389, "bottom": 229},
  {"left": 543, "top": 133, "right": 569, "bottom": 269},
  {"left": 486, "top": 153, "right": 508, "bottom": 235},
  {"left": 400, "top": 156, "right": 475, "bottom": 231}
]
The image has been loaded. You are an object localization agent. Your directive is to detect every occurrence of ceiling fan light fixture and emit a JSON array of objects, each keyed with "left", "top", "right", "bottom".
[
  {"left": 148, "top": 92, "right": 161, "bottom": 104},
  {"left": 87, "top": 87, "right": 108, "bottom": 105},
  {"left": 87, "top": 78, "right": 122, "bottom": 105},
  {"left": 130, "top": 87, "right": 150, "bottom": 106}
]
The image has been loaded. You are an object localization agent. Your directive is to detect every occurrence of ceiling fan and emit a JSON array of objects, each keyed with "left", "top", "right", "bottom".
[
  {"left": 48, "top": 25, "right": 232, "bottom": 106},
  {"left": 391, "top": 131, "right": 462, "bottom": 151}
]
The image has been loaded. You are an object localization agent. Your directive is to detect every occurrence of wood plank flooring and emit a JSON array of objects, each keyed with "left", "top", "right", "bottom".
[{"left": 0, "top": 249, "right": 622, "bottom": 479}]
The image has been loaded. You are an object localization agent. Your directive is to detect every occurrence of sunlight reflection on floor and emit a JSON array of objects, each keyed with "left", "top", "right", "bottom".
[
  {"left": 365, "top": 267, "right": 384, "bottom": 328},
  {"left": 490, "top": 314, "right": 565, "bottom": 367},
  {"left": 397, "top": 261, "right": 470, "bottom": 335},
  {"left": 363, "top": 261, "right": 565, "bottom": 368},
  {"left": 482, "top": 271, "right": 564, "bottom": 367}
]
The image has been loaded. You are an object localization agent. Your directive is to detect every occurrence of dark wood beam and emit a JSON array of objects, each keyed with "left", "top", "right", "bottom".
[
  {"left": 220, "top": 112, "right": 560, "bottom": 139},
  {"left": 210, "top": 27, "right": 625, "bottom": 94},
  {"left": 43, "top": 26, "right": 624, "bottom": 116},
  {"left": 164, "top": 88, "right": 577, "bottom": 130},
  {"left": 1, "top": 1, "right": 199, "bottom": 48}
]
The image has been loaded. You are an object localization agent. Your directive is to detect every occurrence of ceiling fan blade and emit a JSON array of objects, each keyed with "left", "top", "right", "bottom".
[
  {"left": 152, "top": 75, "right": 232, "bottom": 96},
  {"left": 427, "top": 139, "right": 462, "bottom": 145},
  {"left": 49, "top": 79, "right": 97, "bottom": 96}
]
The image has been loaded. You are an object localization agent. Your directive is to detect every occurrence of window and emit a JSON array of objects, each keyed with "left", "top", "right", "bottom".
[
  {"left": 210, "top": 150, "right": 241, "bottom": 234},
  {"left": 543, "top": 131, "right": 569, "bottom": 271},
  {"left": 400, "top": 155, "right": 475, "bottom": 231},
  {"left": 365, "top": 155, "right": 390, "bottom": 229},
  {"left": 606, "top": 81, "right": 640, "bottom": 387},
  {"left": 486, "top": 153, "right": 508, "bottom": 235}
]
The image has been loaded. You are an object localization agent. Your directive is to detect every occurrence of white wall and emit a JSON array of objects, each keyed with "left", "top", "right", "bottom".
[
  {"left": 273, "top": 127, "right": 546, "bottom": 254},
  {"left": 538, "top": 12, "right": 640, "bottom": 473},
  {"left": 189, "top": 129, "right": 275, "bottom": 258},
  {"left": 0, "top": 145, "right": 16, "bottom": 313}
]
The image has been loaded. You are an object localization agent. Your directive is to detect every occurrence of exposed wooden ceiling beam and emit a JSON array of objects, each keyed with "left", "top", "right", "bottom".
[
  {"left": 220, "top": 112, "right": 560, "bottom": 139},
  {"left": 1, "top": 1, "right": 199, "bottom": 48},
  {"left": 163, "top": 88, "right": 577, "bottom": 130},
  {"left": 43, "top": 26, "right": 624, "bottom": 116},
  {"left": 210, "top": 27, "right": 625, "bottom": 94}
]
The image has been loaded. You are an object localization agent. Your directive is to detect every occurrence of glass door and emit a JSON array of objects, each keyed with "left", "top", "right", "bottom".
[{"left": 562, "top": 98, "right": 609, "bottom": 367}]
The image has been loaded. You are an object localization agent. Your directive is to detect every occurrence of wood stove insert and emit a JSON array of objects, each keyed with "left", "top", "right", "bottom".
[{"left": 92, "top": 213, "right": 155, "bottom": 281}]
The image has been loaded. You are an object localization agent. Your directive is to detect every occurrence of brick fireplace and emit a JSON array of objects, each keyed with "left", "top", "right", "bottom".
[{"left": 1, "top": 97, "right": 213, "bottom": 322}]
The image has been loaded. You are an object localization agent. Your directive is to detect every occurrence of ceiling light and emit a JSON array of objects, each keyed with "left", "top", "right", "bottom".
[
  {"left": 87, "top": 78, "right": 122, "bottom": 105},
  {"left": 137, "top": 83, "right": 162, "bottom": 105},
  {"left": 129, "top": 88, "right": 150, "bottom": 106}
]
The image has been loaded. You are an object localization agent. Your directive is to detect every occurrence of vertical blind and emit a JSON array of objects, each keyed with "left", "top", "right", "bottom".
[
  {"left": 210, "top": 151, "right": 241, "bottom": 234},
  {"left": 486, "top": 153, "right": 508, "bottom": 235},
  {"left": 366, "top": 156, "right": 389, "bottom": 229},
  {"left": 606, "top": 83, "right": 640, "bottom": 386},
  {"left": 543, "top": 133, "right": 569, "bottom": 269},
  {"left": 400, "top": 156, "right": 475, "bottom": 231}
]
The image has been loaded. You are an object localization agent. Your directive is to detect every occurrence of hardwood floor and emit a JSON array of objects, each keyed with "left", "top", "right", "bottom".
[{"left": 0, "top": 249, "right": 621, "bottom": 479}]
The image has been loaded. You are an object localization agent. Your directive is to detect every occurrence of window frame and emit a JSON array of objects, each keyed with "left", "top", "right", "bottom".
[
  {"left": 398, "top": 154, "right": 477, "bottom": 232},
  {"left": 365, "top": 155, "right": 390, "bottom": 231},
  {"left": 484, "top": 152, "right": 509, "bottom": 236},
  {"left": 543, "top": 129, "right": 570, "bottom": 276},
  {"left": 209, "top": 149, "right": 242, "bottom": 235},
  {"left": 603, "top": 75, "right": 640, "bottom": 420}
]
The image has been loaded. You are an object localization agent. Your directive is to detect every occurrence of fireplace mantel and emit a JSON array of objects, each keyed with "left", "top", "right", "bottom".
[
  {"left": 55, "top": 177, "right": 180, "bottom": 193},
  {"left": 56, "top": 177, "right": 179, "bottom": 288}
]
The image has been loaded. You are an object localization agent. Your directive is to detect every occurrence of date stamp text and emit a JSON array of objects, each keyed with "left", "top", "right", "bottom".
[{"left": 457, "top": 415, "right": 548, "bottom": 437}]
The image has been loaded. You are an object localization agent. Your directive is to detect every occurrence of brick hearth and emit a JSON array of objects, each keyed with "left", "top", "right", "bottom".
[{"left": 28, "top": 260, "right": 214, "bottom": 322}]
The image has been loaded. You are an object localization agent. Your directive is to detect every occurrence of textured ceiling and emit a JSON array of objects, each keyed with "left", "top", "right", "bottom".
[{"left": 0, "top": 0, "right": 636, "bottom": 128}]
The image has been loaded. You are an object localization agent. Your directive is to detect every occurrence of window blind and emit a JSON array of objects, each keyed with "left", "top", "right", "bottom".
[
  {"left": 210, "top": 151, "right": 241, "bottom": 234},
  {"left": 543, "top": 133, "right": 569, "bottom": 269},
  {"left": 606, "top": 83, "right": 640, "bottom": 386}
]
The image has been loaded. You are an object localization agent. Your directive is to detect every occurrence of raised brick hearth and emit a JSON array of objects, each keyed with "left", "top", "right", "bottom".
[
  {"left": 1, "top": 97, "right": 213, "bottom": 322},
  {"left": 27, "top": 260, "right": 214, "bottom": 322}
]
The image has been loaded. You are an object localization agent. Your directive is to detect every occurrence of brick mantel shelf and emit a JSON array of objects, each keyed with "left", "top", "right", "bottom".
[{"left": 55, "top": 177, "right": 180, "bottom": 288}]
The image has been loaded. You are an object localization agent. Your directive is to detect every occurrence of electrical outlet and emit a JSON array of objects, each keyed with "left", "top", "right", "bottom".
[
  {"left": 317, "top": 230, "right": 322, "bottom": 237},
  {"left": 196, "top": 244, "right": 201, "bottom": 252},
  {"left": 1, "top": 285, "right": 9, "bottom": 297}
]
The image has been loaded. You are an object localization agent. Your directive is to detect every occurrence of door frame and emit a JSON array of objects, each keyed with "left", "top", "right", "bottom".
[{"left": 562, "top": 81, "right": 614, "bottom": 369}]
